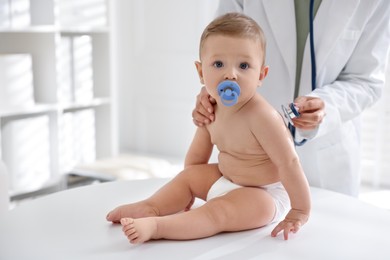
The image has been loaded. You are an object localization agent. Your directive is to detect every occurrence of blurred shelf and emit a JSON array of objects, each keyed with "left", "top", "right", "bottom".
[
  {"left": 0, "top": 98, "right": 110, "bottom": 118},
  {"left": 1, "top": 0, "right": 115, "bottom": 200},
  {"left": 9, "top": 175, "right": 66, "bottom": 201},
  {"left": 59, "top": 26, "right": 110, "bottom": 35},
  {"left": 0, "top": 103, "right": 57, "bottom": 118},
  {"left": 0, "top": 26, "right": 57, "bottom": 33},
  {"left": 60, "top": 97, "right": 111, "bottom": 112}
]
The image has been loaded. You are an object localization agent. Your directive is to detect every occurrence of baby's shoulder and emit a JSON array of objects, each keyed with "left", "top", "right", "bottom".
[
  {"left": 247, "top": 96, "right": 284, "bottom": 125},
  {"left": 248, "top": 95, "right": 277, "bottom": 116}
]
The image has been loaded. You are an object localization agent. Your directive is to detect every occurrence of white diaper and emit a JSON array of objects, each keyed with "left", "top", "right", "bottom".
[{"left": 206, "top": 176, "right": 290, "bottom": 223}]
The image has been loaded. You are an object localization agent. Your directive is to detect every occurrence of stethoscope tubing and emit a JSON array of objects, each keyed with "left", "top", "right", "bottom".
[{"left": 291, "top": 0, "right": 317, "bottom": 146}]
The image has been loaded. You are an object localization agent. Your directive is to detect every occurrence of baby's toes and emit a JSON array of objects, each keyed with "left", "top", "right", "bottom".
[
  {"left": 121, "top": 218, "right": 137, "bottom": 241},
  {"left": 107, "top": 208, "right": 122, "bottom": 222},
  {"left": 129, "top": 231, "right": 141, "bottom": 244},
  {"left": 121, "top": 217, "right": 133, "bottom": 226}
]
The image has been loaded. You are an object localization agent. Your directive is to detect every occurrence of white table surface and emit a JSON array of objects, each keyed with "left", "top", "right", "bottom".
[{"left": 0, "top": 178, "right": 389, "bottom": 260}]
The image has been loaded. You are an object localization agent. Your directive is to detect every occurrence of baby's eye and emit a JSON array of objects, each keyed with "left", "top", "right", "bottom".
[
  {"left": 213, "top": 61, "right": 224, "bottom": 68},
  {"left": 239, "top": 62, "right": 249, "bottom": 70}
]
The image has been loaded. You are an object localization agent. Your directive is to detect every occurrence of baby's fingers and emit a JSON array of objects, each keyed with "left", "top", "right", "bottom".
[
  {"left": 283, "top": 222, "right": 295, "bottom": 240},
  {"left": 271, "top": 221, "right": 287, "bottom": 237},
  {"left": 271, "top": 221, "right": 301, "bottom": 240},
  {"left": 292, "top": 221, "right": 302, "bottom": 233}
]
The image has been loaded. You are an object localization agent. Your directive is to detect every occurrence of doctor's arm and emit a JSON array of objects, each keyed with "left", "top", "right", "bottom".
[
  {"left": 215, "top": 0, "right": 243, "bottom": 15},
  {"left": 291, "top": 96, "right": 325, "bottom": 131},
  {"left": 192, "top": 86, "right": 216, "bottom": 127},
  {"left": 296, "top": 0, "right": 390, "bottom": 138}
]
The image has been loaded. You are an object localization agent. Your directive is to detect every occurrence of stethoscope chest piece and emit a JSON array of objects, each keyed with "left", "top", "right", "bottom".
[
  {"left": 217, "top": 80, "right": 241, "bottom": 107},
  {"left": 282, "top": 103, "right": 300, "bottom": 125}
]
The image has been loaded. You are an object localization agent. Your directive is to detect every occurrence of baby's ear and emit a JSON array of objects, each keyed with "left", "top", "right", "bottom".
[
  {"left": 195, "top": 61, "right": 204, "bottom": 84},
  {"left": 259, "top": 66, "right": 269, "bottom": 81}
]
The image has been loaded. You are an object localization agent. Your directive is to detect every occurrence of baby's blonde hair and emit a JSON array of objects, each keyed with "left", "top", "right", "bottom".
[{"left": 199, "top": 12, "right": 266, "bottom": 65}]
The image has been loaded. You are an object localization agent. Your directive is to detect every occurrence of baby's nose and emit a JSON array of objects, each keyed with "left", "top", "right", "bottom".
[{"left": 224, "top": 68, "right": 237, "bottom": 80}]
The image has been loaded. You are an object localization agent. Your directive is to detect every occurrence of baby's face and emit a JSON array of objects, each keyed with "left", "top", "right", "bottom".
[{"left": 198, "top": 35, "right": 265, "bottom": 106}]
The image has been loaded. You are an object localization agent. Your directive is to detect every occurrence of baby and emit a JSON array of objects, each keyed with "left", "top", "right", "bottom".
[{"left": 106, "top": 12, "right": 311, "bottom": 243}]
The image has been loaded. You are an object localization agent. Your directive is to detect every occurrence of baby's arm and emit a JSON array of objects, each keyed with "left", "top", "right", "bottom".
[
  {"left": 184, "top": 126, "right": 214, "bottom": 167},
  {"left": 269, "top": 156, "right": 310, "bottom": 240},
  {"left": 250, "top": 104, "right": 311, "bottom": 240},
  {"left": 183, "top": 126, "right": 214, "bottom": 210}
]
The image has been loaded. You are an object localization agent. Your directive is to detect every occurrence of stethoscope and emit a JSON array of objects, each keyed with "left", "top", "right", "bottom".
[
  {"left": 217, "top": 0, "right": 317, "bottom": 146},
  {"left": 282, "top": 0, "right": 317, "bottom": 146}
]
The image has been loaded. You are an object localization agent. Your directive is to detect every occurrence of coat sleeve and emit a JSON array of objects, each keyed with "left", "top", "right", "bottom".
[
  {"left": 216, "top": 0, "right": 243, "bottom": 16},
  {"left": 306, "top": 0, "right": 390, "bottom": 139}
]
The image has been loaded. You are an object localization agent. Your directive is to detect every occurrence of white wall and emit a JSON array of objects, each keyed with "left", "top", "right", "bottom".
[{"left": 111, "top": 0, "right": 218, "bottom": 161}]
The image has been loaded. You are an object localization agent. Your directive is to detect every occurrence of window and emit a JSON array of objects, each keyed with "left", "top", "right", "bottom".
[{"left": 360, "top": 59, "right": 390, "bottom": 188}]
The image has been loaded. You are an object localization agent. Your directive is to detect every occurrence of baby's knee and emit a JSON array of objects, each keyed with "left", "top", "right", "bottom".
[{"left": 204, "top": 199, "right": 234, "bottom": 229}]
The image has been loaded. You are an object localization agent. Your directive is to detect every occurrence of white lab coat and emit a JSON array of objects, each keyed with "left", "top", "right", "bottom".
[{"left": 216, "top": 0, "right": 390, "bottom": 196}]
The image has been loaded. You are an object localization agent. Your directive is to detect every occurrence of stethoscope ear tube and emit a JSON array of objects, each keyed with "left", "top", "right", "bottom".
[{"left": 287, "top": 0, "right": 317, "bottom": 147}]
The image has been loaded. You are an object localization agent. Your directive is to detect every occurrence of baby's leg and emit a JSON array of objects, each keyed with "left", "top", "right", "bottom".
[
  {"left": 106, "top": 201, "right": 159, "bottom": 223},
  {"left": 106, "top": 164, "right": 222, "bottom": 223},
  {"left": 121, "top": 186, "right": 276, "bottom": 243}
]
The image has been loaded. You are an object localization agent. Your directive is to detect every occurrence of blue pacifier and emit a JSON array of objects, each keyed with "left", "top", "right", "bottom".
[{"left": 217, "top": 80, "right": 241, "bottom": 107}]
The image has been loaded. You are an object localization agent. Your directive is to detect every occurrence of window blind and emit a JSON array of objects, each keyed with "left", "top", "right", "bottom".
[{"left": 360, "top": 60, "right": 390, "bottom": 188}]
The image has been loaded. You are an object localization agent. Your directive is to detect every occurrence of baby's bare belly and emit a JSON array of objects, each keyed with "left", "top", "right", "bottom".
[{"left": 218, "top": 153, "right": 280, "bottom": 186}]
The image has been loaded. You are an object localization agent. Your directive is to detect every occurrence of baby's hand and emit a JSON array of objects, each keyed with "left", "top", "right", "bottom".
[{"left": 271, "top": 209, "right": 309, "bottom": 240}]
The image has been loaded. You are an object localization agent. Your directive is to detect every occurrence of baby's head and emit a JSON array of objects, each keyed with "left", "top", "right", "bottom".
[
  {"left": 199, "top": 12, "right": 266, "bottom": 66},
  {"left": 196, "top": 13, "right": 269, "bottom": 106}
]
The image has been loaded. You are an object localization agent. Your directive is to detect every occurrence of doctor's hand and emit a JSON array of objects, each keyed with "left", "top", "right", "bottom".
[
  {"left": 292, "top": 96, "right": 325, "bottom": 130},
  {"left": 271, "top": 208, "right": 309, "bottom": 240},
  {"left": 192, "top": 86, "right": 216, "bottom": 127}
]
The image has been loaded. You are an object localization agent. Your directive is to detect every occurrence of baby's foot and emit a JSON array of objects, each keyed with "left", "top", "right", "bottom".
[
  {"left": 106, "top": 201, "right": 159, "bottom": 223},
  {"left": 121, "top": 217, "right": 158, "bottom": 244}
]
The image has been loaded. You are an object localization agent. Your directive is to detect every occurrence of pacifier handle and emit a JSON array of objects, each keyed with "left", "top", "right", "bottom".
[{"left": 217, "top": 81, "right": 241, "bottom": 107}]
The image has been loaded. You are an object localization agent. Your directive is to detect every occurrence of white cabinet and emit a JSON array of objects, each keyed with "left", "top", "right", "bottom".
[{"left": 0, "top": 0, "right": 116, "bottom": 197}]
